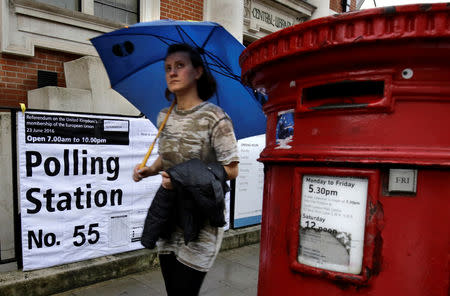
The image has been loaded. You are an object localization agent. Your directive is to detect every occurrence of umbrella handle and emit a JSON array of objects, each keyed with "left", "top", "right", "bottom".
[{"left": 139, "top": 100, "right": 176, "bottom": 169}]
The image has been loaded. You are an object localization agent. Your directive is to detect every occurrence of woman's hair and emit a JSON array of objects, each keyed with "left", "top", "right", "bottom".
[{"left": 164, "top": 43, "right": 217, "bottom": 101}]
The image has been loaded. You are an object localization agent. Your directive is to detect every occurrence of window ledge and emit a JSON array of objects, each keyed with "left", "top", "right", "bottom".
[{"left": 11, "top": 0, "right": 125, "bottom": 32}]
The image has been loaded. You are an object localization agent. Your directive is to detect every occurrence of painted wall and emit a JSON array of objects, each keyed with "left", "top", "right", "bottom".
[{"left": 204, "top": 0, "right": 244, "bottom": 42}]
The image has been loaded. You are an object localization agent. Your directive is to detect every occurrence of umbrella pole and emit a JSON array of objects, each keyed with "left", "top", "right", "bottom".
[{"left": 139, "top": 100, "right": 176, "bottom": 169}]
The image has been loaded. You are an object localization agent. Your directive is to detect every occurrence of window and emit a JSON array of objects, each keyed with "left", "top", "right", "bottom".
[
  {"left": 342, "top": 0, "right": 352, "bottom": 12},
  {"left": 94, "top": 0, "right": 138, "bottom": 24},
  {"left": 34, "top": 0, "right": 80, "bottom": 11}
]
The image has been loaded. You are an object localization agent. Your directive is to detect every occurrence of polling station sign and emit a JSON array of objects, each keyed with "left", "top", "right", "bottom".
[{"left": 18, "top": 111, "right": 161, "bottom": 271}]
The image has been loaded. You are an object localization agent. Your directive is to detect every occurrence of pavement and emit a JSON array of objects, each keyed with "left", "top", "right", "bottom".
[
  {"left": 0, "top": 226, "right": 260, "bottom": 296},
  {"left": 52, "top": 243, "right": 260, "bottom": 296}
]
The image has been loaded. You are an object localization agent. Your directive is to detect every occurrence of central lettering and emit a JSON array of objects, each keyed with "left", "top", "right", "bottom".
[{"left": 251, "top": 7, "right": 292, "bottom": 29}]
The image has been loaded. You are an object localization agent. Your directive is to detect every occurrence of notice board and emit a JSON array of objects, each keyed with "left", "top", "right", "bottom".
[{"left": 234, "top": 134, "right": 265, "bottom": 228}]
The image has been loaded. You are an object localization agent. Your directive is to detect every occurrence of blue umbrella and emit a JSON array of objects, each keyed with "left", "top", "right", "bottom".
[{"left": 91, "top": 19, "right": 266, "bottom": 140}]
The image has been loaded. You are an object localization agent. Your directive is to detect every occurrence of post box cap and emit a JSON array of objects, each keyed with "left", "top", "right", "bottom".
[{"left": 240, "top": 3, "right": 450, "bottom": 84}]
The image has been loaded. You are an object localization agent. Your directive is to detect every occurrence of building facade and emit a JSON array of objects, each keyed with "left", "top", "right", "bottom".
[
  {"left": 0, "top": 0, "right": 358, "bottom": 269},
  {"left": 0, "top": 0, "right": 358, "bottom": 108}
]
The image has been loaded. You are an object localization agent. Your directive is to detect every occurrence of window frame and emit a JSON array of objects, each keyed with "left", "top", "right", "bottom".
[
  {"left": 93, "top": 0, "right": 140, "bottom": 25},
  {"left": 342, "top": 0, "right": 352, "bottom": 12},
  {"left": 33, "top": 0, "right": 82, "bottom": 12}
]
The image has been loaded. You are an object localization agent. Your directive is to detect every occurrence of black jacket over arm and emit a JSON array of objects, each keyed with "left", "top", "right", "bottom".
[{"left": 140, "top": 159, "right": 229, "bottom": 249}]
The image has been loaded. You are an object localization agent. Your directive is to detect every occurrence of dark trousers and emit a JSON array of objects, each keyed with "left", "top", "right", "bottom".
[{"left": 159, "top": 253, "right": 207, "bottom": 296}]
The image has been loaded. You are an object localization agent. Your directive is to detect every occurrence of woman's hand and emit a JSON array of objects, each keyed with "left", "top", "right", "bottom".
[
  {"left": 132, "top": 156, "right": 163, "bottom": 182},
  {"left": 224, "top": 161, "right": 239, "bottom": 180},
  {"left": 133, "top": 164, "right": 152, "bottom": 182},
  {"left": 160, "top": 171, "right": 173, "bottom": 190}
]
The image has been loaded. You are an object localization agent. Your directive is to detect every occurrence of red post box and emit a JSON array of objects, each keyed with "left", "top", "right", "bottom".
[{"left": 240, "top": 4, "right": 450, "bottom": 296}]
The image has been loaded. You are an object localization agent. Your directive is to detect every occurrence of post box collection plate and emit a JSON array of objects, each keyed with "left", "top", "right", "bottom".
[
  {"left": 289, "top": 168, "right": 381, "bottom": 284},
  {"left": 299, "top": 175, "right": 368, "bottom": 274},
  {"left": 388, "top": 169, "right": 417, "bottom": 194}
]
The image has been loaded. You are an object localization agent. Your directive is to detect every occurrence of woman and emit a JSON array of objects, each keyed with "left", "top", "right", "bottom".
[{"left": 133, "top": 43, "right": 239, "bottom": 296}]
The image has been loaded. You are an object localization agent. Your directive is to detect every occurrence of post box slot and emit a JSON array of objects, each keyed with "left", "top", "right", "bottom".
[{"left": 301, "top": 80, "right": 385, "bottom": 110}]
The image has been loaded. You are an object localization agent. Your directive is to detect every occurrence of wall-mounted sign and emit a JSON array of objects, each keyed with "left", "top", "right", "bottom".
[
  {"left": 244, "top": 0, "right": 299, "bottom": 36},
  {"left": 251, "top": 2, "right": 294, "bottom": 30},
  {"left": 298, "top": 175, "right": 368, "bottom": 274},
  {"left": 18, "top": 111, "right": 162, "bottom": 270}
]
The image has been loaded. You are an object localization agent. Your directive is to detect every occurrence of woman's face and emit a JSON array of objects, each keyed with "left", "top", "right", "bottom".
[{"left": 165, "top": 51, "right": 202, "bottom": 95}]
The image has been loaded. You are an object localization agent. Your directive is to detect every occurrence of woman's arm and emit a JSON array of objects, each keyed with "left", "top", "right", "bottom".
[
  {"left": 133, "top": 155, "right": 163, "bottom": 182},
  {"left": 223, "top": 161, "right": 239, "bottom": 180},
  {"left": 133, "top": 156, "right": 173, "bottom": 190}
]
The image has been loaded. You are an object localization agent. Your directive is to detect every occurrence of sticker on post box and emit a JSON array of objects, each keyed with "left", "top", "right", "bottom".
[
  {"left": 298, "top": 175, "right": 368, "bottom": 274},
  {"left": 275, "top": 109, "right": 294, "bottom": 149}
]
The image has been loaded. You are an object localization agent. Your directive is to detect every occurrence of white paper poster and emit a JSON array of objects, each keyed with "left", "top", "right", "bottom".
[
  {"left": 298, "top": 175, "right": 368, "bottom": 274},
  {"left": 18, "top": 111, "right": 162, "bottom": 271},
  {"left": 234, "top": 134, "right": 265, "bottom": 227}
]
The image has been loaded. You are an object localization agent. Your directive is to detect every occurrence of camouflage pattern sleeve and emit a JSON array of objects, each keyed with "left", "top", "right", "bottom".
[
  {"left": 157, "top": 107, "right": 169, "bottom": 157},
  {"left": 156, "top": 107, "right": 169, "bottom": 129},
  {"left": 211, "top": 117, "right": 239, "bottom": 165}
]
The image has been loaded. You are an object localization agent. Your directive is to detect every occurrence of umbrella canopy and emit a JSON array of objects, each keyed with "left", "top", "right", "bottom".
[{"left": 91, "top": 19, "right": 266, "bottom": 139}]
